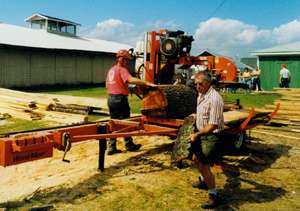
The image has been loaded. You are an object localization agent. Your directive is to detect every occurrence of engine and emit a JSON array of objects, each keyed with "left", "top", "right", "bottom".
[{"left": 160, "top": 30, "right": 194, "bottom": 58}]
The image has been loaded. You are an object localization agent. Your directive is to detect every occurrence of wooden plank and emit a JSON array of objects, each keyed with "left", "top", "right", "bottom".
[
  {"left": 258, "top": 125, "right": 300, "bottom": 133},
  {"left": 223, "top": 110, "right": 249, "bottom": 123},
  {"left": 0, "top": 88, "right": 90, "bottom": 124},
  {"left": 252, "top": 130, "right": 300, "bottom": 140}
]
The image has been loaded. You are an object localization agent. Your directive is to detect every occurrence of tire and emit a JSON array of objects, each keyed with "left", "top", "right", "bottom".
[
  {"left": 234, "top": 131, "right": 246, "bottom": 150},
  {"left": 159, "top": 85, "right": 197, "bottom": 119},
  {"left": 137, "top": 64, "right": 144, "bottom": 79}
]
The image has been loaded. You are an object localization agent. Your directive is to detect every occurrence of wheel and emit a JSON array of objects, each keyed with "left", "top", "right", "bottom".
[
  {"left": 136, "top": 64, "right": 144, "bottom": 79},
  {"left": 173, "top": 73, "right": 186, "bottom": 85},
  {"left": 234, "top": 131, "right": 246, "bottom": 149}
]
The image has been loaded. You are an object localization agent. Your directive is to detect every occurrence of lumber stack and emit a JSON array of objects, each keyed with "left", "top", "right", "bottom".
[
  {"left": 0, "top": 88, "right": 108, "bottom": 125},
  {"left": 260, "top": 88, "right": 300, "bottom": 126}
]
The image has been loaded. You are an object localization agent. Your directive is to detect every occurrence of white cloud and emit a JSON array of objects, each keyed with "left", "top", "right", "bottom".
[
  {"left": 80, "top": 17, "right": 300, "bottom": 57},
  {"left": 80, "top": 18, "right": 180, "bottom": 48},
  {"left": 193, "top": 17, "right": 300, "bottom": 57},
  {"left": 273, "top": 18, "right": 300, "bottom": 44},
  {"left": 80, "top": 19, "right": 138, "bottom": 45},
  {"left": 192, "top": 18, "right": 272, "bottom": 57}
]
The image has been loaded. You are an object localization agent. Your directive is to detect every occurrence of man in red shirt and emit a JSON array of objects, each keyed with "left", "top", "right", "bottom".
[{"left": 106, "top": 49, "right": 156, "bottom": 155}]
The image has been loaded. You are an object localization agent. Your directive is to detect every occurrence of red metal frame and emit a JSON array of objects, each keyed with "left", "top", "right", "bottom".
[{"left": 0, "top": 104, "right": 279, "bottom": 168}]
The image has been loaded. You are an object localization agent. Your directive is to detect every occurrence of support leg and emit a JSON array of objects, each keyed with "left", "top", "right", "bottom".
[{"left": 97, "top": 124, "right": 107, "bottom": 172}]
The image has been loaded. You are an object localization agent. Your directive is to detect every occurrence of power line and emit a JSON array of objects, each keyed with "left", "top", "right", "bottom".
[{"left": 207, "top": 0, "right": 227, "bottom": 20}]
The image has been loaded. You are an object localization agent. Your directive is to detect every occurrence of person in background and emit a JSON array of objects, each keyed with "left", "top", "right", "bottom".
[
  {"left": 190, "top": 71, "right": 224, "bottom": 209},
  {"left": 279, "top": 64, "right": 291, "bottom": 88},
  {"left": 251, "top": 66, "right": 262, "bottom": 91},
  {"left": 241, "top": 68, "right": 252, "bottom": 93},
  {"left": 106, "top": 49, "right": 156, "bottom": 155}
]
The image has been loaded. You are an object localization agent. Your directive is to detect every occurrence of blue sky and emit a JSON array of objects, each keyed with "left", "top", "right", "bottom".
[{"left": 1, "top": 0, "right": 300, "bottom": 57}]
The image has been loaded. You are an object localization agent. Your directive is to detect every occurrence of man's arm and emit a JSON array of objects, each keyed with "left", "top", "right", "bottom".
[
  {"left": 279, "top": 70, "right": 282, "bottom": 82},
  {"left": 127, "top": 76, "right": 157, "bottom": 87}
]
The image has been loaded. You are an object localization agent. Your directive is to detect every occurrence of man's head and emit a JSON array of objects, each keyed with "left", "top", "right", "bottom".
[
  {"left": 116, "top": 49, "right": 131, "bottom": 66},
  {"left": 281, "top": 64, "right": 286, "bottom": 68},
  {"left": 194, "top": 71, "right": 212, "bottom": 94}
]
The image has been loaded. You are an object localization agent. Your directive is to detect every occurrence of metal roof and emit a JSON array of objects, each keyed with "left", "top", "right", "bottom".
[
  {"left": 25, "top": 13, "right": 81, "bottom": 26},
  {"left": 251, "top": 41, "right": 300, "bottom": 56},
  {"left": 197, "top": 50, "right": 235, "bottom": 62},
  {"left": 0, "top": 23, "right": 132, "bottom": 53}
]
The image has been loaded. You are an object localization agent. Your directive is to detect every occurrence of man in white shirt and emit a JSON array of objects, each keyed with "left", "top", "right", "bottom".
[
  {"left": 279, "top": 64, "right": 291, "bottom": 88},
  {"left": 190, "top": 71, "right": 224, "bottom": 209},
  {"left": 252, "top": 66, "right": 261, "bottom": 91}
]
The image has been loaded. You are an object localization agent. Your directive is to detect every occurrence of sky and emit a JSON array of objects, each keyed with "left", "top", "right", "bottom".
[{"left": 1, "top": 0, "right": 300, "bottom": 58}]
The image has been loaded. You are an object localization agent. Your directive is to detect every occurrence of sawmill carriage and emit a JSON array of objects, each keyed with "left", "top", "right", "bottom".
[{"left": 0, "top": 29, "right": 279, "bottom": 169}]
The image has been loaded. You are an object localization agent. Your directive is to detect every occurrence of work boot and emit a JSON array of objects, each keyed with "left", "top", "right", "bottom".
[
  {"left": 108, "top": 139, "right": 122, "bottom": 155},
  {"left": 201, "top": 193, "right": 222, "bottom": 209},
  {"left": 107, "top": 148, "right": 122, "bottom": 155},
  {"left": 192, "top": 177, "right": 208, "bottom": 190},
  {"left": 125, "top": 143, "right": 142, "bottom": 152}
]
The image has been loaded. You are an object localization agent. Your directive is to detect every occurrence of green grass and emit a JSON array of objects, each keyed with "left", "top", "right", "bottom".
[
  {"left": 222, "top": 92, "right": 281, "bottom": 108},
  {"left": 45, "top": 87, "right": 108, "bottom": 98},
  {"left": 0, "top": 118, "right": 51, "bottom": 135}
]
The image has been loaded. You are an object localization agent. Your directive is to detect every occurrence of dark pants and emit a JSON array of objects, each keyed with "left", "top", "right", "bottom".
[
  {"left": 107, "top": 95, "right": 133, "bottom": 148},
  {"left": 252, "top": 78, "right": 261, "bottom": 91},
  {"left": 190, "top": 133, "right": 221, "bottom": 164},
  {"left": 280, "top": 78, "right": 290, "bottom": 88}
]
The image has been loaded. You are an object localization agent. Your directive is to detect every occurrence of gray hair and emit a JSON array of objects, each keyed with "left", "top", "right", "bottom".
[{"left": 194, "top": 71, "right": 212, "bottom": 82}]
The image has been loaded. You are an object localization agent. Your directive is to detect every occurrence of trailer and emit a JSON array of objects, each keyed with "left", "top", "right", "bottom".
[{"left": 0, "top": 103, "right": 279, "bottom": 170}]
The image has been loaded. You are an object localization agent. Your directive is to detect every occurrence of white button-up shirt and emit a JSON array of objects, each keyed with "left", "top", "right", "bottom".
[
  {"left": 196, "top": 86, "right": 224, "bottom": 133},
  {"left": 280, "top": 68, "right": 290, "bottom": 79}
]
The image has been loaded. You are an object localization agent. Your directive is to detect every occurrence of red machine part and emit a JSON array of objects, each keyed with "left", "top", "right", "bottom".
[
  {"left": 194, "top": 54, "right": 238, "bottom": 81},
  {"left": 142, "top": 30, "right": 238, "bottom": 84},
  {"left": 0, "top": 118, "right": 178, "bottom": 167}
]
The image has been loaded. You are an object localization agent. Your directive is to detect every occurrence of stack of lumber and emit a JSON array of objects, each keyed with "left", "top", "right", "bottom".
[
  {"left": 223, "top": 110, "right": 272, "bottom": 128},
  {"left": 247, "top": 88, "right": 300, "bottom": 139},
  {"left": 0, "top": 88, "right": 108, "bottom": 125},
  {"left": 262, "top": 88, "right": 300, "bottom": 125}
]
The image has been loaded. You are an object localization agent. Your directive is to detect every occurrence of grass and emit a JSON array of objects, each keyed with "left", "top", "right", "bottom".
[
  {"left": 0, "top": 87, "right": 281, "bottom": 134},
  {"left": 222, "top": 91, "right": 281, "bottom": 108},
  {"left": 45, "top": 87, "right": 108, "bottom": 98},
  {"left": 0, "top": 118, "right": 51, "bottom": 135}
]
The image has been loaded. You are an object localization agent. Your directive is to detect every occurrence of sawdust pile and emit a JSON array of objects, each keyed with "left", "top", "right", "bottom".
[{"left": 0, "top": 136, "right": 172, "bottom": 203}]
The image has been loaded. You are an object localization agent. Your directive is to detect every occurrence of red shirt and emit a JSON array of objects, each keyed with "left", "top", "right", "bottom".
[{"left": 106, "top": 65, "right": 131, "bottom": 95}]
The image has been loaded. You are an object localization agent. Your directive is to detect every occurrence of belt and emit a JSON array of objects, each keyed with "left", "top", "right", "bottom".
[{"left": 109, "top": 94, "right": 128, "bottom": 96}]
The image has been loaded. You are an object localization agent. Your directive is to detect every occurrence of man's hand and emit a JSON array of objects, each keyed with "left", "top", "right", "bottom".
[{"left": 190, "top": 132, "right": 199, "bottom": 143}]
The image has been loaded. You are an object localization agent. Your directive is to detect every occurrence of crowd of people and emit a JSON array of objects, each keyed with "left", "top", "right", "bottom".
[
  {"left": 239, "top": 66, "right": 262, "bottom": 93},
  {"left": 240, "top": 63, "right": 291, "bottom": 92}
]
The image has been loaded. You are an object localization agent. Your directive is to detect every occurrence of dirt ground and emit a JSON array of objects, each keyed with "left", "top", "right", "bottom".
[{"left": 0, "top": 128, "right": 300, "bottom": 211}]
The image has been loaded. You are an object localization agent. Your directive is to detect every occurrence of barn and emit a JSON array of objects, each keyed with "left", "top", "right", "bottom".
[
  {"left": 0, "top": 13, "right": 131, "bottom": 88},
  {"left": 251, "top": 42, "right": 300, "bottom": 90}
]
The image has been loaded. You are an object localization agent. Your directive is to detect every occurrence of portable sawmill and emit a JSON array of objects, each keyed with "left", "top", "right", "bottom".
[{"left": 0, "top": 29, "right": 279, "bottom": 170}]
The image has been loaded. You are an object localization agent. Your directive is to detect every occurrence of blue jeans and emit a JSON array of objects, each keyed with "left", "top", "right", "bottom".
[{"left": 107, "top": 95, "right": 133, "bottom": 148}]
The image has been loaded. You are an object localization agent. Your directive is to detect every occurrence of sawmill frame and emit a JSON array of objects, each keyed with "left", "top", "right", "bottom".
[{"left": 0, "top": 104, "right": 279, "bottom": 170}]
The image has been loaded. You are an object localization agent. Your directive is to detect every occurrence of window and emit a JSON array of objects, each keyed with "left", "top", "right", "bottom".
[{"left": 66, "top": 25, "right": 75, "bottom": 34}]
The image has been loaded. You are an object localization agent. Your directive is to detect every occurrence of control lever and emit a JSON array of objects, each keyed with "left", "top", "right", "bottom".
[{"left": 61, "top": 132, "right": 72, "bottom": 163}]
